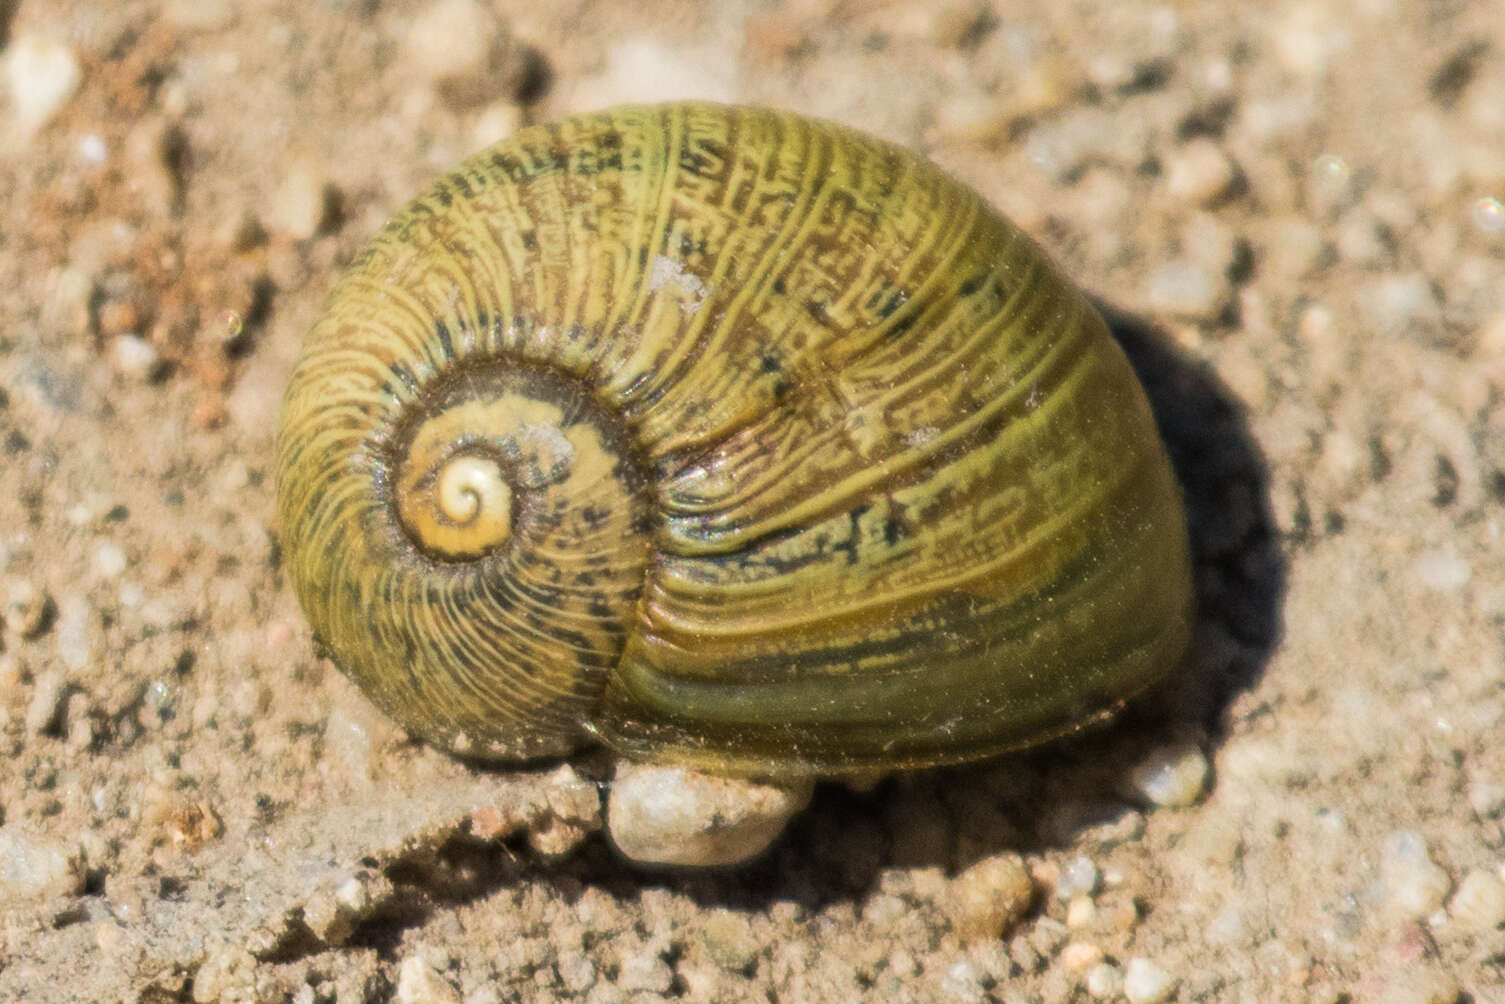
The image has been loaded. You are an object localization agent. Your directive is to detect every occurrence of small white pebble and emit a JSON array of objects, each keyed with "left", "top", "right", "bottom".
[
  {"left": 1358, "top": 273, "right": 1441, "bottom": 338},
  {"left": 1413, "top": 550, "right": 1471, "bottom": 592},
  {"left": 939, "top": 959, "right": 984, "bottom": 1002},
  {"left": 1164, "top": 139, "right": 1236, "bottom": 205},
  {"left": 93, "top": 542, "right": 128, "bottom": 579},
  {"left": 5, "top": 35, "right": 81, "bottom": 138},
  {"left": 111, "top": 335, "right": 163, "bottom": 382},
  {"left": 55, "top": 595, "right": 94, "bottom": 672},
  {"left": 1060, "top": 940, "right": 1103, "bottom": 973},
  {"left": 1382, "top": 831, "right": 1453, "bottom": 919},
  {"left": 1128, "top": 743, "right": 1211, "bottom": 807},
  {"left": 0, "top": 826, "right": 83, "bottom": 900},
  {"left": 1146, "top": 260, "right": 1226, "bottom": 320},
  {"left": 1449, "top": 868, "right": 1505, "bottom": 931},
  {"left": 1123, "top": 957, "right": 1179, "bottom": 1004},
  {"left": 269, "top": 161, "right": 337, "bottom": 241},
  {"left": 77, "top": 132, "right": 108, "bottom": 164},
  {"left": 606, "top": 763, "right": 811, "bottom": 867},
  {"left": 393, "top": 954, "right": 460, "bottom": 1004},
  {"left": 1065, "top": 895, "right": 1097, "bottom": 929},
  {"left": 618, "top": 948, "right": 674, "bottom": 993},
  {"left": 1086, "top": 962, "right": 1125, "bottom": 998},
  {"left": 1467, "top": 778, "right": 1505, "bottom": 819},
  {"left": 1056, "top": 854, "right": 1100, "bottom": 900},
  {"left": 24, "top": 670, "right": 67, "bottom": 737},
  {"left": 1260, "top": 217, "right": 1328, "bottom": 277}
]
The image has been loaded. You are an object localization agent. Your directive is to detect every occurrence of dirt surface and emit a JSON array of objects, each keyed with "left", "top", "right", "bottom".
[{"left": 0, "top": 1, "right": 1502, "bottom": 1001}]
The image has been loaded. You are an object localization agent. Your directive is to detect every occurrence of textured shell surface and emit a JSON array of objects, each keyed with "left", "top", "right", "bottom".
[{"left": 275, "top": 102, "right": 1194, "bottom": 777}]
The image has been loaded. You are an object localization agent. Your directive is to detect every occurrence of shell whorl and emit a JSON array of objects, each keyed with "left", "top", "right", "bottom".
[{"left": 275, "top": 103, "right": 1193, "bottom": 773}]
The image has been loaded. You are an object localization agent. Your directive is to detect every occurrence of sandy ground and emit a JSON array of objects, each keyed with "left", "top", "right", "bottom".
[{"left": 0, "top": 0, "right": 1502, "bottom": 1001}]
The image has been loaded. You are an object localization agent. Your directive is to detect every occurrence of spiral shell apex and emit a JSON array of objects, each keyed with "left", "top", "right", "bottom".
[{"left": 275, "top": 102, "right": 1195, "bottom": 776}]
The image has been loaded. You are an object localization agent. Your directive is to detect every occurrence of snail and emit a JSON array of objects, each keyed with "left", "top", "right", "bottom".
[{"left": 275, "top": 102, "right": 1194, "bottom": 778}]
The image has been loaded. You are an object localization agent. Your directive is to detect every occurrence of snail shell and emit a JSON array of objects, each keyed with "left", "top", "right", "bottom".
[{"left": 275, "top": 102, "right": 1194, "bottom": 776}]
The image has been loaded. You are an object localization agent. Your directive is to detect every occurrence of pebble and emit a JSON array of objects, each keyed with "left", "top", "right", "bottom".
[
  {"left": 605, "top": 763, "right": 812, "bottom": 867},
  {"left": 1412, "top": 549, "right": 1470, "bottom": 593},
  {"left": 700, "top": 908, "right": 761, "bottom": 973},
  {"left": 1466, "top": 777, "right": 1505, "bottom": 819},
  {"left": 1127, "top": 742, "right": 1211, "bottom": 808},
  {"left": 1381, "top": 831, "right": 1453, "bottom": 919},
  {"left": 1055, "top": 854, "right": 1100, "bottom": 900},
  {"left": 2, "top": 577, "right": 52, "bottom": 638},
  {"left": 0, "top": 826, "right": 83, "bottom": 900},
  {"left": 619, "top": 946, "right": 675, "bottom": 993},
  {"left": 1122, "top": 957, "right": 1179, "bottom": 1004},
  {"left": 945, "top": 852, "right": 1035, "bottom": 940},
  {"left": 1358, "top": 273, "right": 1441, "bottom": 339},
  {"left": 93, "top": 542, "right": 128, "bottom": 579},
  {"left": 406, "top": 0, "right": 532, "bottom": 109},
  {"left": 5, "top": 34, "right": 81, "bottom": 139},
  {"left": 1086, "top": 962, "right": 1124, "bottom": 998},
  {"left": 54, "top": 595, "right": 95, "bottom": 673},
  {"left": 1164, "top": 139, "right": 1237, "bottom": 205},
  {"left": 1259, "top": 217, "right": 1329, "bottom": 277},
  {"left": 1146, "top": 260, "right": 1226, "bottom": 320},
  {"left": 24, "top": 669, "right": 68, "bottom": 737},
  {"left": 1065, "top": 896, "right": 1097, "bottom": 929},
  {"left": 268, "top": 160, "right": 338, "bottom": 241},
  {"left": 393, "top": 953, "right": 460, "bottom": 1004},
  {"left": 1060, "top": 940, "right": 1103, "bottom": 973},
  {"left": 1448, "top": 868, "right": 1505, "bottom": 931},
  {"left": 531, "top": 763, "right": 604, "bottom": 859},
  {"left": 110, "top": 335, "right": 164, "bottom": 382},
  {"left": 938, "top": 958, "right": 985, "bottom": 1002}
]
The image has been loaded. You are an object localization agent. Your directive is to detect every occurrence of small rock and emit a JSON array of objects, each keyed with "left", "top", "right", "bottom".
[
  {"left": 605, "top": 763, "right": 812, "bottom": 867},
  {"left": 1086, "top": 962, "right": 1125, "bottom": 998},
  {"left": 93, "top": 541, "right": 128, "bottom": 579},
  {"left": 394, "top": 954, "right": 460, "bottom": 1004},
  {"left": 1467, "top": 778, "right": 1505, "bottom": 819},
  {"left": 406, "top": 0, "right": 540, "bottom": 109},
  {"left": 939, "top": 958, "right": 985, "bottom": 1002},
  {"left": 303, "top": 871, "right": 394, "bottom": 946},
  {"left": 1123, "top": 957, "right": 1179, "bottom": 1004},
  {"left": 1146, "top": 260, "right": 1227, "bottom": 320},
  {"left": 1448, "top": 868, "right": 1505, "bottom": 931},
  {"left": 5, "top": 34, "right": 81, "bottom": 139},
  {"left": 269, "top": 160, "right": 339, "bottom": 241},
  {"left": 1060, "top": 940, "right": 1103, "bottom": 973},
  {"left": 1259, "top": 217, "right": 1329, "bottom": 277},
  {"left": 1412, "top": 549, "right": 1470, "bottom": 592},
  {"left": 1065, "top": 895, "right": 1097, "bottom": 929},
  {"left": 1056, "top": 854, "right": 1100, "bottom": 900},
  {"left": 1358, "top": 273, "right": 1441, "bottom": 339},
  {"left": 0, "top": 826, "right": 84, "bottom": 900},
  {"left": 1164, "top": 139, "right": 1237, "bottom": 205},
  {"left": 3, "top": 577, "right": 52, "bottom": 638},
  {"left": 1336, "top": 212, "right": 1389, "bottom": 265},
  {"left": 1382, "top": 831, "right": 1453, "bottom": 919},
  {"left": 530, "top": 763, "right": 603, "bottom": 859},
  {"left": 618, "top": 946, "right": 675, "bottom": 994},
  {"left": 24, "top": 669, "right": 68, "bottom": 737},
  {"left": 54, "top": 594, "right": 95, "bottom": 672},
  {"left": 945, "top": 852, "right": 1035, "bottom": 940},
  {"left": 700, "top": 909, "right": 761, "bottom": 973},
  {"left": 1127, "top": 742, "right": 1211, "bottom": 807},
  {"left": 110, "top": 335, "right": 165, "bottom": 382}
]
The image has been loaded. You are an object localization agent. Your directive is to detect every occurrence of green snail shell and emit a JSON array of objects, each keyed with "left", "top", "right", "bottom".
[{"left": 274, "top": 102, "right": 1194, "bottom": 777}]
